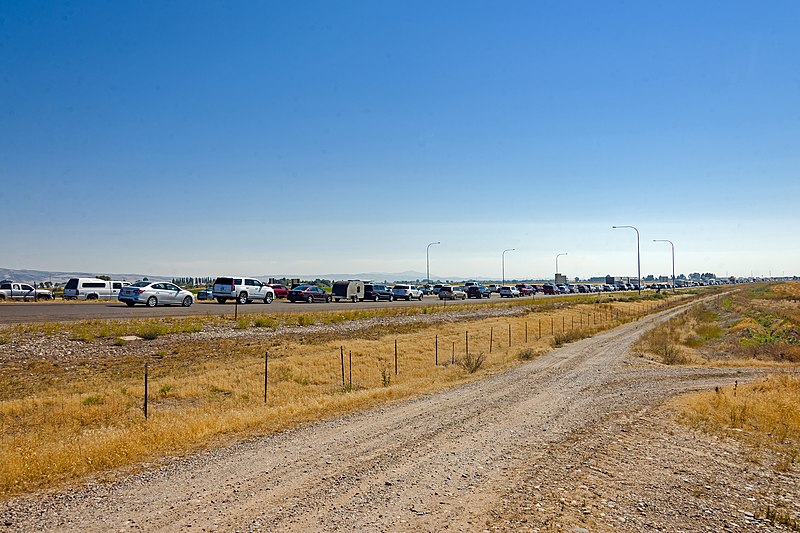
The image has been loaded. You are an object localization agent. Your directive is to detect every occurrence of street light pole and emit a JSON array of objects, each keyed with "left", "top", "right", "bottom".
[
  {"left": 653, "top": 239, "right": 675, "bottom": 293},
  {"left": 555, "top": 253, "right": 568, "bottom": 283},
  {"left": 612, "top": 225, "right": 641, "bottom": 295},
  {"left": 426, "top": 242, "right": 441, "bottom": 283},
  {"left": 502, "top": 248, "right": 515, "bottom": 285}
]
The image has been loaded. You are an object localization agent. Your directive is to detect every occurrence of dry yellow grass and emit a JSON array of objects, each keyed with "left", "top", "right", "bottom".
[
  {"left": 0, "top": 295, "right": 686, "bottom": 496},
  {"left": 673, "top": 373, "right": 800, "bottom": 470}
]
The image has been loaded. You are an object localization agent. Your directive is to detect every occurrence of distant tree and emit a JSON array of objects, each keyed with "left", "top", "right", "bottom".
[
  {"left": 97, "top": 275, "right": 111, "bottom": 281},
  {"left": 143, "top": 277, "right": 149, "bottom": 281},
  {"left": 644, "top": 274, "right": 655, "bottom": 281}
]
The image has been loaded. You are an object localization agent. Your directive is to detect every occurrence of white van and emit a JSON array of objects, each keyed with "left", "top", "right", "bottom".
[{"left": 63, "top": 278, "right": 129, "bottom": 300}]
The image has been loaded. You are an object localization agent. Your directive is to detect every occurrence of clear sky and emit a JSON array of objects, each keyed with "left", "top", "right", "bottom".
[{"left": 1, "top": 1, "right": 798, "bottom": 280}]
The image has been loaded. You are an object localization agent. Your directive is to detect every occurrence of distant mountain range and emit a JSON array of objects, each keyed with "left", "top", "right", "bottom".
[{"left": 0, "top": 267, "right": 481, "bottom": 285}]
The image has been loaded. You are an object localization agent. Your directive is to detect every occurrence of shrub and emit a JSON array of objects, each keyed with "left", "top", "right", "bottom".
[
  {"left": 81, "top": 395, "right": 104, "bottom": 406},
  {"left": 518, "top": 348, "right": 540, "bottom": 361},
  {"left": 253, "top": 316, "right": 277, "bottom": 328},
  {"left": 459, "top": 352, "right": 486, "bottom": 373}
]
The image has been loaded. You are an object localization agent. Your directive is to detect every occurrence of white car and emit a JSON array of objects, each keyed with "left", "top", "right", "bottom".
[
  {"left": 499, "top": 286, "right": 520, "bottom": 298},
  {"left": 212, "top": 276, "right": 275, "bottom": 304},
  {"left": 391, "top": 284, "right": 423, "bottom": 301},
  {"left": 118, "top": 281, "right": 194, "bottom": 307}
]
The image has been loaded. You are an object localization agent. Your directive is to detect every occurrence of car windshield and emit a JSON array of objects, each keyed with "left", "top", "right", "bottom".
[
  {"left": 293, "top": 285, "right": 311, "bottom": 290},
  {"left": 131, "top": 281, "right": 150, "bottom": 287}
]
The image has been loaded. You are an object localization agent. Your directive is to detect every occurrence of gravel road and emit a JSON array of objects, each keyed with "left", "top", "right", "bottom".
[{"left": 2, "top": 302, "right": 794, "bottom": 532}]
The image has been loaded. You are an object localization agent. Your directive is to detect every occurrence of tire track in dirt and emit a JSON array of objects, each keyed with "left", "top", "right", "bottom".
[{"left": 1, "top": 300, "right": 767, "bottom": 532}]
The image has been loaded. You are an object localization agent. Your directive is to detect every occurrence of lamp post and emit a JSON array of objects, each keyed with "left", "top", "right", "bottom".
[
  {"left": 612, "top": 225, "right": 641, "bottom": 295},
  {"left": 555, "top": 252, "right": 568, "bottom": 283},
  {"left": 502, "top": 248, "right": 515, "bottom": 285},
  {"left": 653, "top": 239, "right": 675, "bottom": 293},
  {"left": 426, "top": 242, "right": 441, "bottom": 283}
]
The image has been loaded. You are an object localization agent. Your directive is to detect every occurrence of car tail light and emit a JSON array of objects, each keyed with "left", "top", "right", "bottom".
[{"left": 135, "top": 289, "right": 145, "bottom": 295}]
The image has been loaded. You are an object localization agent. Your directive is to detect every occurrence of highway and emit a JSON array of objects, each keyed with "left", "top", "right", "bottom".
[{"left": 0, "top": 294, "right": 571, "bottom": 324}]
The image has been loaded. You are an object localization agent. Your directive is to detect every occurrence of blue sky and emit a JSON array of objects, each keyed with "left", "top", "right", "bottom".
[{"left": 1, "top": 1, "right": 798, "bottom": 279}]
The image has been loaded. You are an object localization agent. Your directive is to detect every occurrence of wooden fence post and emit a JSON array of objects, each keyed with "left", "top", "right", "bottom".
[{"left": 144, "top": 362, "right": 149, "bottom": 420}]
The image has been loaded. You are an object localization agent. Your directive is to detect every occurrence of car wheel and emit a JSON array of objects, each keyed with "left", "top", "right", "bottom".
[
  {"left": 125, "top": 301, "right": 135, "bottom": 307},
  {"left": 264, "top": 294, "right": 273, "bottom": 304},
  {"left": 307, "top": 295, "right": 314, "bottom": 303},
  {"left": 406, "top": 296, "right": 411, "bottom": 301},
  {"left": 326, "top": 296, "right": 331, "bottom": 303},
  {"left": 352, "top": 296, "right": 358, "bottom": 303},
  {"left": 419, "top": 294, "right": 423, "bottom": 301},
  {"left": 87, "top": 294, "right": 98, "bottom": 301},
  {"left": 146, "top": 296, "right": 157, "bottom": 308},
  {"left": 388, "top": 295, "right": 393, "bottom": 302},
  {"left": 216, "top": 298, "right": 227, "bottom": 304},
  {"left": 373, "top": 295, "right": 379, "bottom": 302},
  {"left": 182, "top": 296, "right": 193, "bottom": 307},
  {"left": 238, "top": 292, "right": 248, "bottom": 305}
]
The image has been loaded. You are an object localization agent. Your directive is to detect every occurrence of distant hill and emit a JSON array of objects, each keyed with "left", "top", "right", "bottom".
[
  {"left": 0, "top": 268, "right": 171, "bottom": 285},
  {"left": 267, "top": 271, "right": 474, "bottom": 283}
]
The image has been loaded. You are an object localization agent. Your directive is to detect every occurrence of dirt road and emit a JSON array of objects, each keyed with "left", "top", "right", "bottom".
[{"left": 2, "top": 304, "right": 793, "bottom": 531}]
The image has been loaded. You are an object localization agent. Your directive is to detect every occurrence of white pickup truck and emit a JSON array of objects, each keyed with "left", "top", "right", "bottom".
[{"left": 0, "top": 281, "right": 54, "bottom": 300}]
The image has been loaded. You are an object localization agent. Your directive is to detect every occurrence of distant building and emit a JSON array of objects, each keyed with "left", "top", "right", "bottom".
[{"left": 555, "top": 273, "right": 567, "bottom": 285}]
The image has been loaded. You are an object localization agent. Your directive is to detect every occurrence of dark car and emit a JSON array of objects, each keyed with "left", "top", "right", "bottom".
[
  {"left": 268, "top": 283, "right": 289, "bottom": 299},
  {"left": 364, "top": 283, "right": 394, "bottom": 301},
  {"left": 288, "top": 285, "right": 331, "bottom": 303},
  {"left": 542, "top": 283, "right": 558, "bottom": 295},
  {"left": 466, "top": 285, "right": 491, "bottom": 299}
]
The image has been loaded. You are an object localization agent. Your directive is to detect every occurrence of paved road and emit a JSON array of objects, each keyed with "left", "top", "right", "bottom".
[{"left": 0, "top": 293, "right": 575, "bottom": 324}]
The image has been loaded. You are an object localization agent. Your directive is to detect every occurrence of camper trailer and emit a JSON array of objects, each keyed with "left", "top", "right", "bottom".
[{"left": 332, "top": 280, "right": 365, "bottom": 302}]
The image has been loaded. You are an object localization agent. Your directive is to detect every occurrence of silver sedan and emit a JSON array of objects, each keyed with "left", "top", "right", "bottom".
[{"left": 118, "top": 281, "right": 194, "bottom": 307}]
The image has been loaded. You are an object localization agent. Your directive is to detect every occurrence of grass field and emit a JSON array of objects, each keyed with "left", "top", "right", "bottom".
[
  {"left": 634, "top": 282, "right": 800, "bottom": 366},
  {"left": 650, "top": 283, "right": 800, "bottom": 482},
  {"left": 0, "top": 292, "right": 689, "bottom": 497}
]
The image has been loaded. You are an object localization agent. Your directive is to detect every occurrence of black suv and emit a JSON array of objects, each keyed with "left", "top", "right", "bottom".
[
  {"left": 466, "top": 285, "right": 491, "bottom": 299},
  {"left": 364, "top": 283, "right": 394, "bottom": 302}
]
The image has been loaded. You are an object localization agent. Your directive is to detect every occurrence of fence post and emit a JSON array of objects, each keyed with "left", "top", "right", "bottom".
[
  {"left": 508, "top": 323, "right": 511, "bottom": 347},
  {"left": 340, "top": 346, "right": 345, "bottom": 388},
  {"left": 394, "top": 339, "right": 398, "bottom": 376},
  {"left": 234, "top": 299, "right": 238, "bottom": 321},
  {"left": 525, "top": 321, "right": 528, "bottom": 343},
  {"left": 349, "top": 350, "right": 352, "bottom": 388},
  {"left": 144, "top": 361, "right": 149, "bottom": 420},
  {"left": 489, "top": 327, "right": 493, "bottom": 353},
  {"left": 435, "top": 334, "right": 438, "bottom": 366},
  {"left": 451, "top": 341, "right": 455, "bottom": 364},
  {"left": 264, "top": 352, "right": 269, "bottom": 403},
  {"left": 465, "top": 331, "right": 469, "bottom": 356}
]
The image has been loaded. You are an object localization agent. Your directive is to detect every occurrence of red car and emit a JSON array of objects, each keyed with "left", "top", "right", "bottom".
[
  {"left": 515, "top": 284, "right": 534, "bottom": 296},
  {"left": 268, "top": 283, "right": 289, "bottom": 299},
  {"left": 288, "top": 285, "right": 331, "bottom": 303}
]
